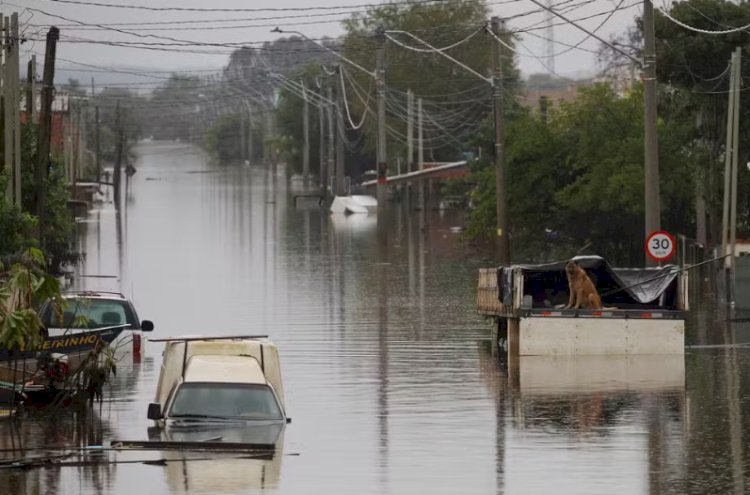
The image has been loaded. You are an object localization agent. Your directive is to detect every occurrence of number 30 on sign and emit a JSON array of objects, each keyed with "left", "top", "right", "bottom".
[{"left": 646, "top": 230, "right": 676, "bottom": 262}]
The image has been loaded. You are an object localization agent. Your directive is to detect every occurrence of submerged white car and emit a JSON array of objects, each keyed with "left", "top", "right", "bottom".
[
  {"left": 38, "top": 291, "right": 154, "bottom": 353},
  {"left": 147, "top": 336, "right": 289, "bottom": 444}
]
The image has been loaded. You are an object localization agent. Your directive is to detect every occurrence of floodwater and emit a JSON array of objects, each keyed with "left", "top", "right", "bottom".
[{"left": 2, "top": 141, "right": 750, "bottom": 495}]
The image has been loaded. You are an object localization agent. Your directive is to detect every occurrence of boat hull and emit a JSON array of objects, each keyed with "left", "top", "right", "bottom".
[{"left": 0, "top": 326, "right": 127, "bottom": 362}]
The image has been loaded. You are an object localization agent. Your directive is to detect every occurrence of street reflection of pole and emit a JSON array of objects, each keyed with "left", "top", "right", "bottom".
[
  {"left": 724, "top": 323, "right": 745, "bottom": 494},
  {"left": 304, "top": 209, "right": 311, "bottom": 269},
  {"left": 418, "top": 208, "right": 425, "bottom": 340},
  {"left": 407, "top": 203, "right": 415, "bottom": 299},
  {"left": 377, "top": 221, "right": 390, "bottom": 482},
  {"left": 263, "top": 166, "right": 269, "bottom": 330},
  {"left": 477, "top": 343, "right": 507, "bottom": 495},
  {"left": 96, "top": 210, "right": 101, "bottom": 284},
  {"left": 116, "top": 202, "right": 123, "bottom": 283}
]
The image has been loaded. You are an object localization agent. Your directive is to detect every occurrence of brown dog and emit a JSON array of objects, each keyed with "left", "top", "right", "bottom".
[{"left": 564, "top": 261, "right": 603, "bottom": 309}]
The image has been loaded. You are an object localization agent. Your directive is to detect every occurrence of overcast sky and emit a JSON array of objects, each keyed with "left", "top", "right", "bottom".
[{"left": 10, "top": 0, "right": 643, "bottom": 88}]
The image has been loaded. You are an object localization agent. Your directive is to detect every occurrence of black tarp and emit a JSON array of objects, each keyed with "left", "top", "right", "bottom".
[{"left": 499, "top": 255, "right": 680, "bottom": 309}]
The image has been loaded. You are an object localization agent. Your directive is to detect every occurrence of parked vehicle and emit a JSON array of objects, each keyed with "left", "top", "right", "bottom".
[
  {"left": 147, "top": 335, "right": 288, "bottom": 444},
  {"left": 38, "top": 291, "right": 154, "bottom": 354},
  {"left": 477, "top": 255, "right": 688, "bottom": 356}
]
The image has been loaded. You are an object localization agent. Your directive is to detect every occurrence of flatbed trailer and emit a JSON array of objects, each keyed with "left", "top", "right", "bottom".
[{"left": 477, "top": 256, "right": 688, "bottom": 356}]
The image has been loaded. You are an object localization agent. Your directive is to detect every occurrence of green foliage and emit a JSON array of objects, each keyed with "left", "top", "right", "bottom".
[
  {"left": 0, "top": 173, "right": 36, "bottom": 259},
  {"left": 19, "top": 122, "right": 76, "bottom": 273},
  {"left": 0, "top": 248, "right": 63, "bottom": 354},
  {"left": 653, "top": 0, "right": 750, "bottom": 240},
  {"left": 139, "top": 75, "right": 206, "bottom": 142},
  {"left": 341, "top": 0, "right": 518, "bottom": 164},
  {"left": 275, "top": 64, "right": 325, "bottom": 175},
  {"left": 464, "top": 84, "right": 696, "bottom": 264},
  {"left": 204, "top": 113, "right": 243, "bottom": 164}
]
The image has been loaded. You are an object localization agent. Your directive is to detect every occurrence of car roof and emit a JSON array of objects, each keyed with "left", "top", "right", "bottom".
[
  {"left": 183, "top": 355, "right": 268, "bottom": 385},
  {"left": 61, "top": 291, "right": 128, "bottom": 301}
]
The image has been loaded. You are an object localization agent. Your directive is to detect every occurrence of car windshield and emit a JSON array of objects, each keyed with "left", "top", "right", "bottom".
[
  {"left": 168, "top": 383, "right": 283, "bottom": 420},
  {"left": 46, "top": 297, "right": 136, "bottom": 329}
]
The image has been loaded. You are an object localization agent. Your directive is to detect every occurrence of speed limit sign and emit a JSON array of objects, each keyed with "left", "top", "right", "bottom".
[{"left": 646, "top": 230, "right": 676, "bottom": 262}]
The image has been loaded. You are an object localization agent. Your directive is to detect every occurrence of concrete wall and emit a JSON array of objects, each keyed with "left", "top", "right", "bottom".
[{"left": 516, "top": 317, "right": 684, "bottom": 356}]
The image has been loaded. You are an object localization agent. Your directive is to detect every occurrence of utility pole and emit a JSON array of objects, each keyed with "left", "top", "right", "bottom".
[
  {"left": 0, "top": 16, "right": 4, "bottom": 201},
  {"left": 491, "top": 17, "right": 510, "bottom": 265},
  {"left": 375, "top": 27, "right": 387, "bottom": 214},
  {"left": 318, "top": 84, "right": 327, "bottom": 199},
  {"left": 247, "top": 113, "right": 254, "bottom": 165},
  {"left": 12, "top": 14, "right": 20, "bottom": 206},
  {"left": 721, "top": 52, "right": 735, "bottom": 266},
  {"left": 335, "top": 69, "right": 345, "bottom": 197},
  {"left": 729, "top": 47, "right": 741, "bottom": 303},
  {"left": 10, "top": 13, "right": 21, "bottom": 208},
  {"left": 326, "top": 83, "right": 335, "bottom": 200},
  {"left": 240, "top": 110, "right": 246, "bottom": 164},
  {"left": 92, "top": 78, "right": 101, "bottom": 183},
  {"left": 418, "top": 97, "right": 424, "bottom": 214},
  {"left": 407, "top": 88, "right": 414, "bottom": 203},
  {"left": 643, "top": 0, "right": 661, "bottom": 266},
  {"left": 3, "top": 15, "right": 12, "bottom": 203},
  {"left": 113, "top": 102, "right": 124, "bottom": 210},
  {"left": 36, "top": 26, "right": 59, "bottom": 245},
  {"left": 302, "top": 81, "right": 310, "bottom": 184},
  {"left": 29, "top": 55, "right": 37, "bottom": 122}
]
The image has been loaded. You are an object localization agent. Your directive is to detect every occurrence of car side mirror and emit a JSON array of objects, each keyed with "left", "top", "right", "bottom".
[
  {"left": 147, "top": 402, "right": 162, "bottom": 420},
  {"left": 141, "top": 320, "right": 154, "bottom": 332},
  {"left": 286, "top": 417, "right": 292, "bottom": 424}
]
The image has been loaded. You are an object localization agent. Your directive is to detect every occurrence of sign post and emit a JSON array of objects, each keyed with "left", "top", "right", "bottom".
[{"left": 646, "top": 230, "right": 676, "bottom": 263}]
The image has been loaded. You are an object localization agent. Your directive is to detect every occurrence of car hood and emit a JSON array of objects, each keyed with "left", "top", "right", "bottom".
[{"left": 153, "top": 419, "right": 285, "bottom": 445}]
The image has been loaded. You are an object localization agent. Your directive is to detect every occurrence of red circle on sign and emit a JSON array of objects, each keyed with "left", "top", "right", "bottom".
[{"left": 645, "top": 230, "right": 676, "bottom": 262}]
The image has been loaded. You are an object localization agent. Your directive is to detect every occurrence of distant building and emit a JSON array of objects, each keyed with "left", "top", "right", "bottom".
[
  {"left": 594, "top": 63, "right": 639, "bottom": 97},
  {"left": 519, "top": 73, "right": 592, "bottom": 113},
  {"left": 20, "top": 90, "right": 71, "bottom": 158},
  {"left": 519, "top": 66, "right": 640, "bottom": 113}
]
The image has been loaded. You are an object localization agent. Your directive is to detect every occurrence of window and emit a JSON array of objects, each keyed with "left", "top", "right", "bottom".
[
  {"left": 169, "top": 383, "right": 283, "bottom": 420},
  {"left": 45, "top": 298, "right": 137, "bottom": 329}
]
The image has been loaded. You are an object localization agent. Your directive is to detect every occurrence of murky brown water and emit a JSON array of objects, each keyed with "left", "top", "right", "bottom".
[{"left": 1, "top": 142, "right": 749, "bottom": 494}]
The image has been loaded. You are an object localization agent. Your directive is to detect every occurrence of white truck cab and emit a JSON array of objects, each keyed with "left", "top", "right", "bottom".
[{"left": 147, "top": 336, "right": 289, "bottom": 435}]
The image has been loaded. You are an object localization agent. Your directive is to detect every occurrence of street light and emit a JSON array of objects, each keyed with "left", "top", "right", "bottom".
[
  {"left": 271, "top": 27, "right": 387, "bottom": 212},
  {"left": 270, "top": 27, "right": 375, "bottom": 78}
]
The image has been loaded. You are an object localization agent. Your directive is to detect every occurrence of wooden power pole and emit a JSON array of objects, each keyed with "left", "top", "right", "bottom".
[
  {"left": 302, "top": 81, "right": 310, "bottom": 184},
  {"left": 36, "top": 26, "right": 59, "bottom": 245},
  {"left": 113, "top": 102, "right": 123, "bottom": 210},
  {"left": 11, "top": 14, "right": 20, "bottom": 206},
  {"left": 643, "top": 0, "right": 661, "bottom": 266},
  {"left": 491, "top": 17, "right": 509, "bottom": 265},
  {"left": 335, "top": 69, "right": 345, "bottom": 197},
  {"left": 375, "top": 27, "right": 387, "bottom": 215}
]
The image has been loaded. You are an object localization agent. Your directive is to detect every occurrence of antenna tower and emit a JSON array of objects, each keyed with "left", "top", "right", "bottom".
[{"left": 545, "top": 0, "right": 556, "bottom": 74}]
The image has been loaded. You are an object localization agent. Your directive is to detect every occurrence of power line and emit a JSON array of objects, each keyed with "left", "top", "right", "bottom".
[
  {"left": 657, "top": 7, "right": 750, "bottom": 35},
  {"left": 38, "top": 0, "right": 451, "bottom": 13}
]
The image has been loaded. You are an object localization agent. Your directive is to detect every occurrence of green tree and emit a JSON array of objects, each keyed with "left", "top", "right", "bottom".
[
  {"left": 204, "top": 113, "right": 243, "bottom": 164},
  {"left": 465, "top": 84, "right": 695, "bottom": 264},
  {"left": 652, "top": 0, "right": 750, "bottom": 243},
  {"left": 19, "top": 122, "right": 76, "bottom": 273},
  {"left": 0, "top": 248, "right": 64, "bottom": 408},
  {"left": 341, "top": 0, "right": 519, "bottom": 166}
]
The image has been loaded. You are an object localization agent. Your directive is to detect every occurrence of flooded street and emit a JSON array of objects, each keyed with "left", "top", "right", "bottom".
[{"left": 2, "top": 142, "right": 750, "bottom": 494}]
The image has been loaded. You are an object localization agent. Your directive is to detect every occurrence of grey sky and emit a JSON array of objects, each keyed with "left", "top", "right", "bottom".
[{"left": 10, "top": 0, "right": 643, "bottom": 86}]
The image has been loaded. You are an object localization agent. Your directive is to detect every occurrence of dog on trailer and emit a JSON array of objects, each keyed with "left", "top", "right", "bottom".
[{"left": 564, "top": 260, "right": 604, "bottom": 310}]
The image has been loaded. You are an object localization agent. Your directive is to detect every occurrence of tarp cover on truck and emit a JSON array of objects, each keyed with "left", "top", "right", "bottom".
[{"left": 499, "top": 255, "right": 680, "bottom": 309}]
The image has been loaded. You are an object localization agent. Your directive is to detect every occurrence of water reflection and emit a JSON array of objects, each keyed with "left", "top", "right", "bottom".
[{"left": 8, "top": 142, "right": 750, "bottom": 494}]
